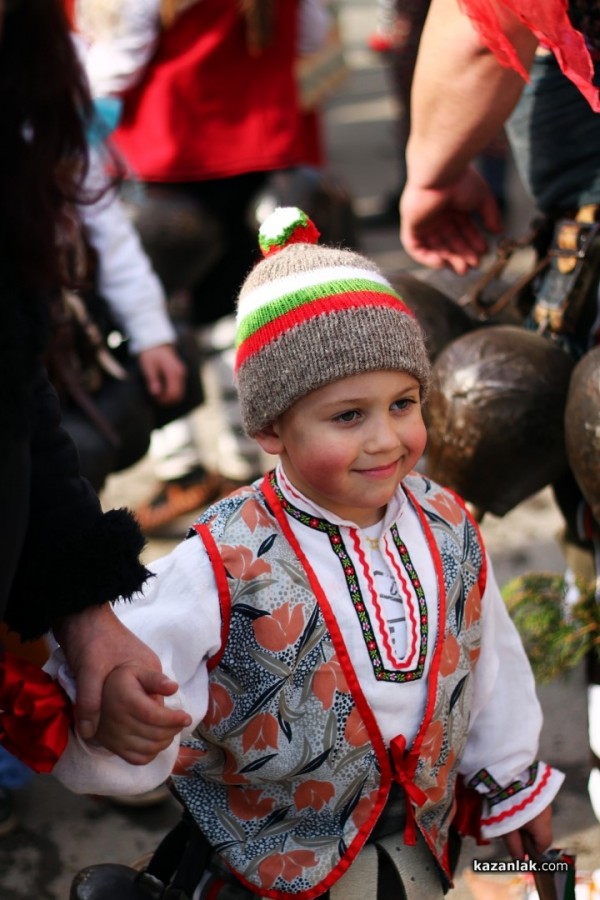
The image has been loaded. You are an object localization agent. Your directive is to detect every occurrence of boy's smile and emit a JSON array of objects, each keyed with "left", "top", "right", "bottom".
[{"left": 256, "top": 370, "right": 427, "bottom": 527}]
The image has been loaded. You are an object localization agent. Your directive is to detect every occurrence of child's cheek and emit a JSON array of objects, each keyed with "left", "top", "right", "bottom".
[{"left": 302, "top": 445, "right": 352, "bottom": 490}]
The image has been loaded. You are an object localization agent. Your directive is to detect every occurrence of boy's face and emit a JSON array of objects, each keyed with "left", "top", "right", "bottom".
[{"left": 256, "top": 370, "right": 427, "bottom": 527}]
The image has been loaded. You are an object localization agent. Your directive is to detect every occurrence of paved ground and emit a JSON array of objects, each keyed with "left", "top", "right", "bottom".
[{"left": 2, "top": 2, "right": 599, "bottom": 897}]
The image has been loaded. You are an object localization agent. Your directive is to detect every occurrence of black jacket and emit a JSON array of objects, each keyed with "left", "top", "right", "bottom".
[{"left": 0, "top": 246, "right": 149, "bottom": 639}]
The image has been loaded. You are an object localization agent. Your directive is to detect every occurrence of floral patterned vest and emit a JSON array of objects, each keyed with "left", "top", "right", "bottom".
[{"left": 171, "top": 472, "right": 485, "bottom": 899}]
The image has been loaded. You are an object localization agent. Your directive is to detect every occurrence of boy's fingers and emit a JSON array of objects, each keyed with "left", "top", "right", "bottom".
[
  {"left": 135, "top": 668, "right": 180, "bottom": 697},
  {"left": 124, "top": 685, "right": 192, "bottom": 729}
]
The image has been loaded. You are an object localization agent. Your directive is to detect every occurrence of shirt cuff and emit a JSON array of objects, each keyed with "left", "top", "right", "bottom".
[{"left": 468, "top": 762, "right": 565, "bottom": 839}]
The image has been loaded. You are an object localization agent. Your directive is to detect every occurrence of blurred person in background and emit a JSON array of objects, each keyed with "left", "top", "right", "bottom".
[
  {"left": 71, "top": 0, "right": 333, "bottom": 533},
  {"left": 399, "top": 0, "right": 600, "bottom": 274},
  {"left": 364, "top": 0, "right": 507, "bottom": 228},
  {"left": 0, "top": 0, "right": 190, "bottom": 830}
]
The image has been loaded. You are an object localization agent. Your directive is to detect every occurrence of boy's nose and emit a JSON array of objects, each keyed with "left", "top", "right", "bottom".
[{"left": 365, "top": 415, "right": 400, "bottom": 453}]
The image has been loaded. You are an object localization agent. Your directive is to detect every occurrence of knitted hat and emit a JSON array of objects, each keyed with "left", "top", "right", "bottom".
[{"left": 235, "top": 207, "right": 431, "bottom": 435}]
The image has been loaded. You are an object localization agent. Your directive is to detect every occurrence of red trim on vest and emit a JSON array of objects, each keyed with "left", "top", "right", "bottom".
[
  {"left": 235, "top": 293, "right": 409, "bottom": 369},
  {"left": 193, "top": 523, "right": 231, "bottom": 671},
  {"left": 402, "top": 486, "right": 446, "bottom": 759},
  {"left": 258, "top": 473, "right": 393, "bottom": 899},
  {"left": 398, "top": 485, "right": 448, "bottom": 863},
  {"left": 453, "top": 775, "right": 485, "bottom": 844},
  {"left": 403, "top": 482, "right": 486, "bottom": 877}
]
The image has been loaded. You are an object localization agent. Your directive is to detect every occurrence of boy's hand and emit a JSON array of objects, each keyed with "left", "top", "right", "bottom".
[
  {"left": 55, "top": 604, "right": 191, "bottom": 760},
  {"left": 95, "top": 663, "right": 190, "bottom": 765},
  {"left": 502, "top": 804, "right": 553, "bottom": 860}
]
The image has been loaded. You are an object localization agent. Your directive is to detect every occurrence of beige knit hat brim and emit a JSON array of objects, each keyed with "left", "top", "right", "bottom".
[{"left": 237, "top": 305, "right": 430, "bottom": 435}]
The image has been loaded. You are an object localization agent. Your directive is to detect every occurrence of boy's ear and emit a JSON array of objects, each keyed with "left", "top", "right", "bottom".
[{"left": 254, "top": 423, "right": 284, "bottom": 456}]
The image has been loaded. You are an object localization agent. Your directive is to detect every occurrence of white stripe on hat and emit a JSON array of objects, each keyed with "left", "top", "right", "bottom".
[{"left": 236, "top": 265, "right": 393, "bottom": 324}]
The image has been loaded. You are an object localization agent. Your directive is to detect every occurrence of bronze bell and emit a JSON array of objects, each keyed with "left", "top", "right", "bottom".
[
  {"left": 565, "top": 344, "right": 600, "bottom": 526},
  {"left": 424, "top": 325, "right": 574, "bottom": 517},
  {"left": 388, "top": 272, "right": 477, "bottom": 363}
]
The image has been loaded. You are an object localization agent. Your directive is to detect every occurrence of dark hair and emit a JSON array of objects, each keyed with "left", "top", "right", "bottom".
[{"left": 0, "top": 0, "right": 94, "bottom": 290}]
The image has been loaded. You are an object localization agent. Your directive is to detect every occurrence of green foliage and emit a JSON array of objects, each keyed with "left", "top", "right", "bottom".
[{"left": 501, "top": 573, "right": 600, "bottom": 683}]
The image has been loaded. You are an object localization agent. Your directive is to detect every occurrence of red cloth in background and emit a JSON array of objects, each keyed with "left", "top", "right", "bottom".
[
  {"left": 459, "top": 0, "right": 600, "bottom": 111},
  {"left": 113, "top": 0, "right": 319, "bottom": 182}
]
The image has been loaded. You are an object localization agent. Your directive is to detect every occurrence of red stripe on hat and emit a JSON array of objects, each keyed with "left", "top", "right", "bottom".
[{"left": 235, "top": 291, "right": 413, "bottom": 370}]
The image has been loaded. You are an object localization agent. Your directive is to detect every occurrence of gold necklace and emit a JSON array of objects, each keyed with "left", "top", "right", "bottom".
[{"left": 364, "top": 535, "right": 379, "bottom": 550}]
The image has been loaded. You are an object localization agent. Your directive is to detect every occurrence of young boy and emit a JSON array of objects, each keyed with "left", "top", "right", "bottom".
[{"left": 48, "top": 208, "right": 562, "bottom": 899}]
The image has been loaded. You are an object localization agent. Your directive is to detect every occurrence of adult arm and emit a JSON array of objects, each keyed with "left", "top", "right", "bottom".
[
  {"left": 4, "top": 369, "right": 189, "bottom": 753},
  {"left": 53, "top": 604, "right": 190, "bottom": 756},
  {"left": 4, "top": 367, "right": 149, "bottom": 639},
  {"left": 399, "top": 0, "right": 538, "bottom": 273}
]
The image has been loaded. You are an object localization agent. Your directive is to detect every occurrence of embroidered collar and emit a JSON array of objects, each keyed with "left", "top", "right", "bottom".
[
  {"left": 269, "top": 468, "right": 428, "bottom": 683},
  {"left": 274, "top": 462, "right": 408, "bottom": 531}
]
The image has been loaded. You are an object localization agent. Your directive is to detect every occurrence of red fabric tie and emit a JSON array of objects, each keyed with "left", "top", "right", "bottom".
[
  {"left": 0, "top": 652, "right": 72, "bottom": 773},
  {"left": 390, "top": 735, "right": 428, "bottom": 846},
  {"left": 453, "top": 774, "right": 485, "bottom": 842}
]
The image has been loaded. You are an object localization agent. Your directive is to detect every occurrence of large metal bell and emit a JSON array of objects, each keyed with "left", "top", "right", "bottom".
[
  {"left": 425, "top": 325, "right": 574, "bottom": 516},
  {"left": 388, "top": 272, "right": 477, "bottom": 362},
  {"left": 565, "top": 344, "right": 600, "bottom": 525}
]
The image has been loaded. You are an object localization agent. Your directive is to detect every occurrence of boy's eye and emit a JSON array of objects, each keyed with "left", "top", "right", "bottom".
[
  {"left": 334, "top": 409, "right": 360, "bottom": 423},
  {"left": 392, "top": 398, "right": 416, "bottom": 411}
]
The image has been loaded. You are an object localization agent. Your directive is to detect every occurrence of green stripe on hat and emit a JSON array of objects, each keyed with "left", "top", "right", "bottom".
[{"left": 236, "top": 276, "right": 400, "bottom": 346}]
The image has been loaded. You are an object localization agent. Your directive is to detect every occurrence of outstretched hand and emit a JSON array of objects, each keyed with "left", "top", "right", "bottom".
[
  {"left": 399, "top": 165, "right": 504, "bottom": 274},
  {"left": 54, "top": 604, "right": 191, "bottom": 763}
]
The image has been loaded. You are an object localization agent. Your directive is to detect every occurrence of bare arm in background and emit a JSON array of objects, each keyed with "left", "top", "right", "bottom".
[{"left": 399, "top": 0, "right": 538, "bottom": 273}]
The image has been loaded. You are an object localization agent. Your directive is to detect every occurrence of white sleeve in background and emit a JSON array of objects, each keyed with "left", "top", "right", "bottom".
[
  {"left": 298, "top": 0, "right": 333, "bottom": 56},
  {"left": 79, "top": 147, "right": 176, "bottom": 355},
  {"left": 48, "top": 534, "right": 223, "bottom": 797},
  {"left": 76, "top": 0, "right": 161, "bottom": 97},
  {"left": 459, "top": 555, "right": 564, "bottom": 838}
]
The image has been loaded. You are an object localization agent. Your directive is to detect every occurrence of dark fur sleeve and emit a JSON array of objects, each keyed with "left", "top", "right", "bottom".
[
  {"left": 5, "top": 507, "right": 150, "bottom": 640},
  {"left": 4, "top": 369, "right": 151, "bottom": 640}
]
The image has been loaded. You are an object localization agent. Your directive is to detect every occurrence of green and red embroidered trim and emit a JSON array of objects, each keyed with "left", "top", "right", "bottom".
[
  {"left": 270, "top": 472, "right": 428, "bottom": 682},
  {"left": 468, "top": 762, "right": 539, "bottom": 807}
]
